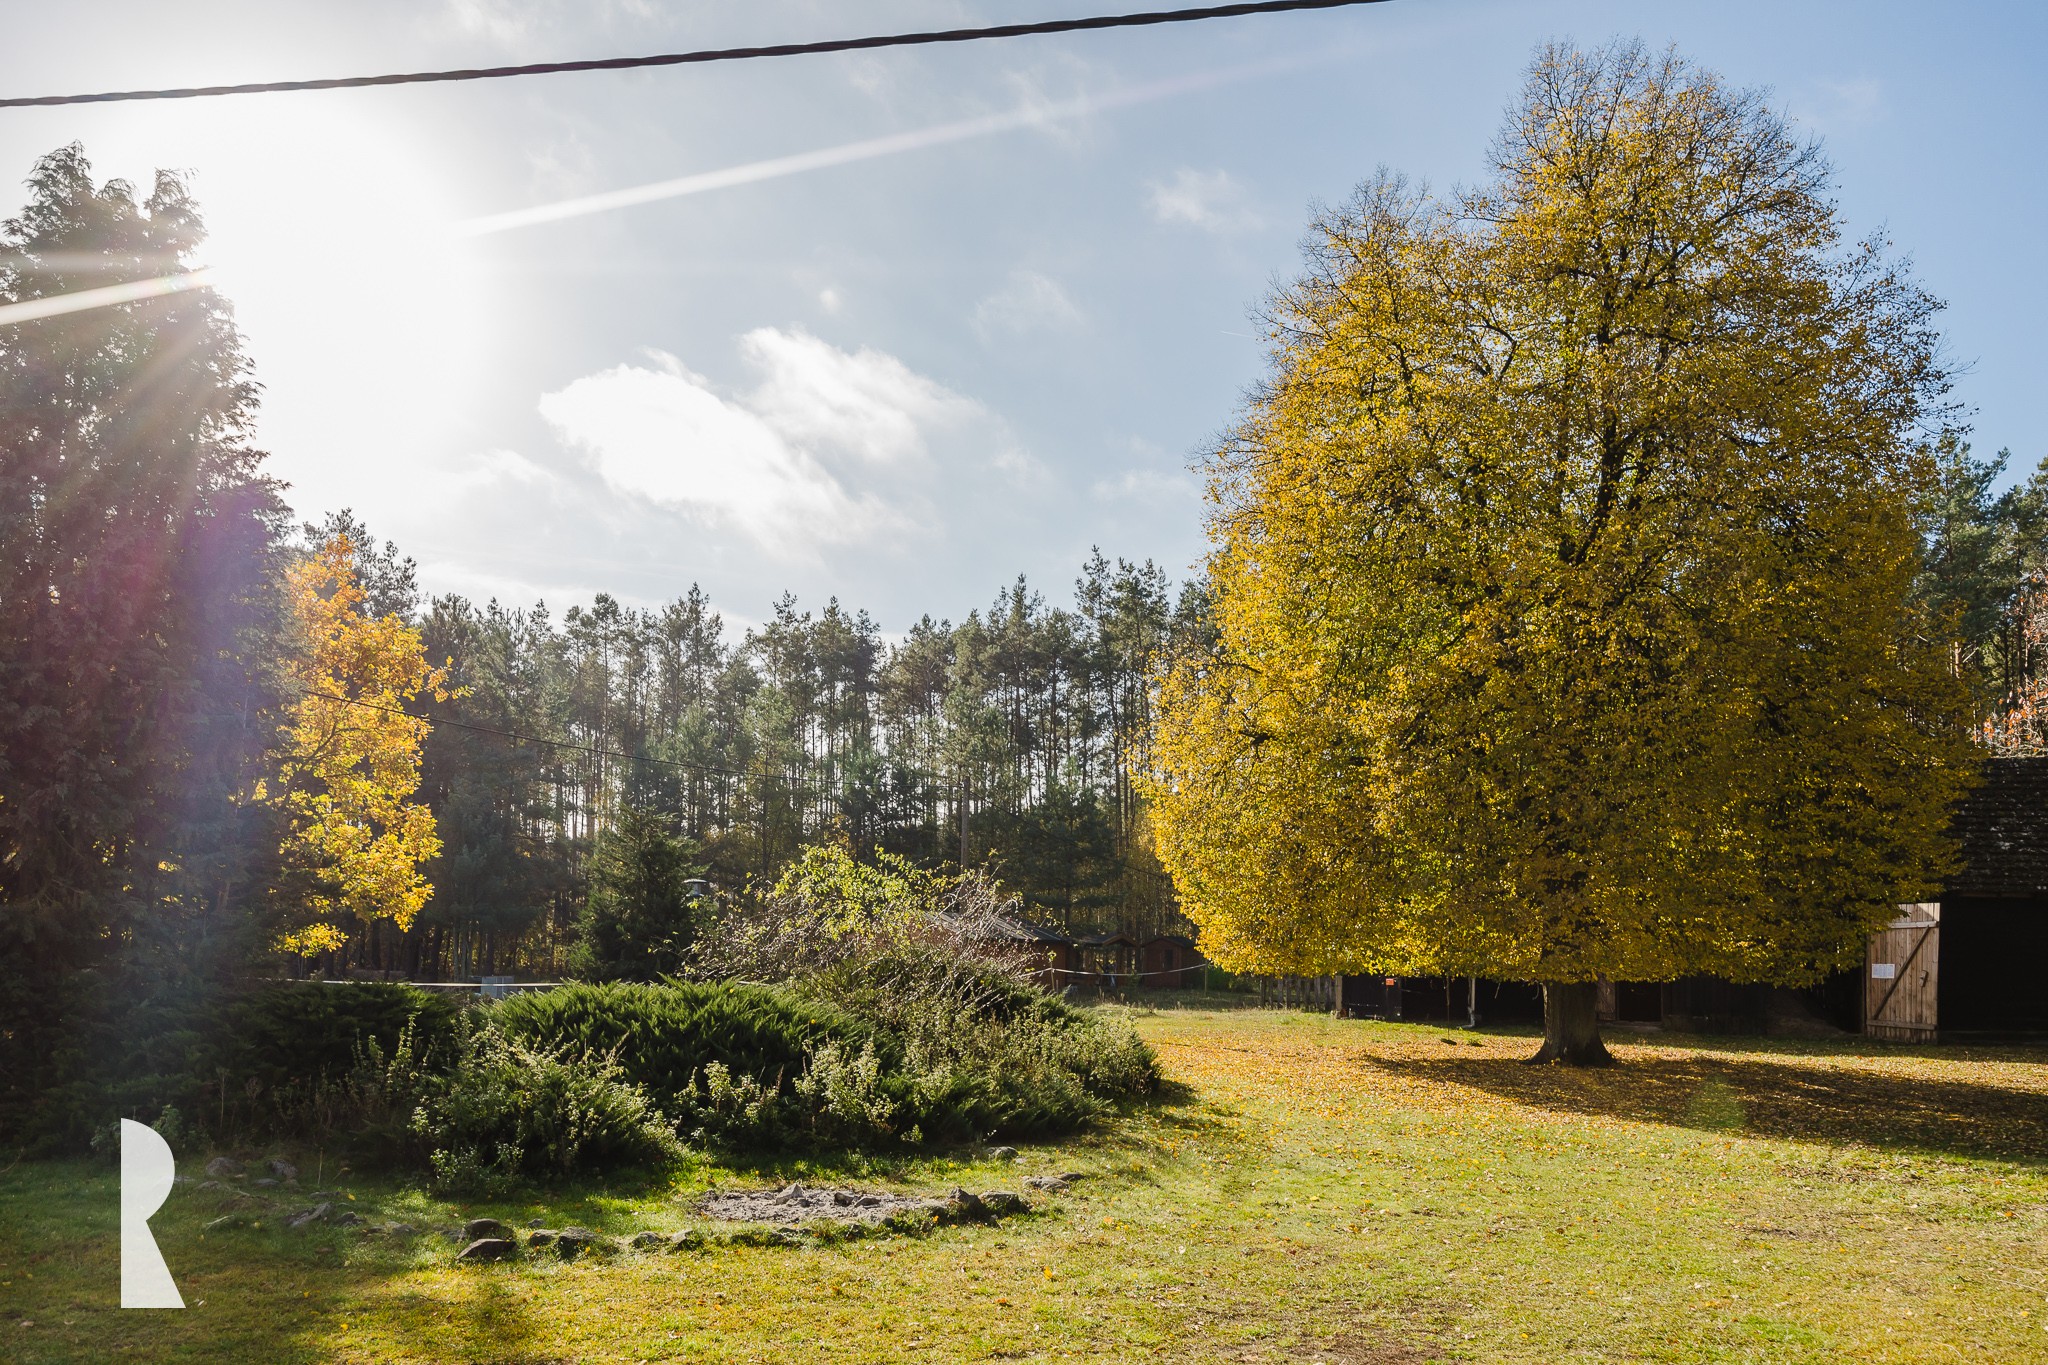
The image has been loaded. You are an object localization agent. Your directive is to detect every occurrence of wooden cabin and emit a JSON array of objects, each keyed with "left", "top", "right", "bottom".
[
  {"left": 1137, "top": 935, "right": 1208, "bottom": 988},
  {"left": 1073, "top": 930, "right": 1140, "bottom": 986},
  {"left": 970, "top": 914, "right": 1078, "bottom": 987}
]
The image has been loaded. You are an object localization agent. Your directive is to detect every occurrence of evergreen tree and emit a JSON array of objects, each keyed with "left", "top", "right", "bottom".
[
  {"left": 0, "top": 144, "right": 284, "bottom": 1136},
  {"left": 570, "top": 806, "right": 704, "bottom": 982}
]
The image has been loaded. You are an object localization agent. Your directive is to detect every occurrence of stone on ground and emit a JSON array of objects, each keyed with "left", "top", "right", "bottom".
[{"left": 455, "top": 1237, "right": 517, "bottom": 1264}]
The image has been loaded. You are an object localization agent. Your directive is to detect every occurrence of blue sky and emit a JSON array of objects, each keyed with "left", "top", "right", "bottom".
[{"left": 3, "top": 1, "right": 2042, "bottom": 630}]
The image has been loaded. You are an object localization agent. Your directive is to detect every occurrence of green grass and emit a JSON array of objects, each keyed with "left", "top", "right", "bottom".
[{"left": 3, "top": 1004, "right": 2046, "bottom": 1363}]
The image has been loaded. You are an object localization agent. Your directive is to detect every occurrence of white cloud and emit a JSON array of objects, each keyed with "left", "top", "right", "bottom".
[
  {"left": 440, "top": 0, "right": 653, "bottom": 44},
  {"left": 973, "top": 270, "right": 1084, "bottom": 338},
  {"left": 407, "top": 448, "right": 560, "bottom": 508},
  {"left": 1147, "top": 168, "right": 1264, "bottom": 234},
  {"left": 1091, "top": 468, "right": 1201, "bottom": 503},
  {"left": 818, "top": 286, "right": 844, "bottom": 314},
  {"left": 741, "top": 327, "right": 981, "bottom": 465},
  {"left": 538, "top": 328, "right": 994, "bottom": 555}
]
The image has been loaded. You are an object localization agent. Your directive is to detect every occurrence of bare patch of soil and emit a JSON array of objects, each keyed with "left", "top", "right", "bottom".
[{"left": 698, "top": 1183, "right": 950, "bottom": 1226}]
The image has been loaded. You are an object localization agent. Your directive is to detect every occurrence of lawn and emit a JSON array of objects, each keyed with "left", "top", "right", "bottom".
[{"left": 3, "top": 1002, "right": 2045, "bottom": 1363}]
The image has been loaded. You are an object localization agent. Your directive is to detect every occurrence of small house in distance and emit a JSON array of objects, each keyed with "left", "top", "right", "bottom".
[
  {"left": 1072, "top": 930, "right": 1140, "bottom": 986},
  {"left": 969, "top": 913, "right": 1077, "bottom": 986},
  {"left": 1139, "top": 934, "right": 1208, "bottom": 988},
  {"left": 967, "top": 919, "right": 1211, "bottom": 990}
]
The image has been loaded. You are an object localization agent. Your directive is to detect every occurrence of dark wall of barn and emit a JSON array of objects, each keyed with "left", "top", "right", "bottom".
[
  {"left": 1941, "top": 757, "right": 2048, "bottom": 1034},
  {"left": 1941, "top": 898, "right": 2048, "bottom": 1033}
]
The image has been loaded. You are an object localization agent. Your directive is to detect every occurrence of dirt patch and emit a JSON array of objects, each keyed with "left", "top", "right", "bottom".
[{"left": 698, "top": 1183, "right": 955, "bottom": 1226}]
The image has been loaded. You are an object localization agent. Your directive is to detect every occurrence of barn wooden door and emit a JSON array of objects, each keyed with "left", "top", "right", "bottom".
[{"left": 1866, "top": 904, "right": 1939, "bottom": 1042}]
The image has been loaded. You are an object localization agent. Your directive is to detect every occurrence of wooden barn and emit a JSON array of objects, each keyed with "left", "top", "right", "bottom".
[
  {"left": 1138, "top": 934, "right": 1208, "bottom": 988},
  {"left": 1073, "top": 930, "right": 1140, "bottom": 986},
  {"left": 1892, "top": 755, "right": 2048, "bottom": 1038},
  {"left": 972, "top": 914, "right": 1078, "bottom": 986}
]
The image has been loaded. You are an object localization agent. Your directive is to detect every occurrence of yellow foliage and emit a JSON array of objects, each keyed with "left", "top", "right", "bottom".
[
  {"left": 1148, "top": 44, "right": 1977, "bottom": 985},
  {"left": 271, "top": 534, "right": 449, "bottom": 955}
]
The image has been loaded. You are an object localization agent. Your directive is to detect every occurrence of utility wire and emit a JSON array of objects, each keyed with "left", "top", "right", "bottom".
[{"left": 0, "top": 0, "right": 1393, "bottom": 109}]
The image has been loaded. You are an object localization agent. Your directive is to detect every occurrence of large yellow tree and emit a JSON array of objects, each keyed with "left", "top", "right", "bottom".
[
  {"left": 270, "top": 534, "right": 448, "bottom": 958},
  {"left": 1149, "top": 43, "right": 1978, "bottom": 1064}
]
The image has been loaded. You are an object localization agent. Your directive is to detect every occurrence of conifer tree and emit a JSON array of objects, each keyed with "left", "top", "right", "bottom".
[{"left": 0, "top": 145, "right": 283, "bottom": 1133}]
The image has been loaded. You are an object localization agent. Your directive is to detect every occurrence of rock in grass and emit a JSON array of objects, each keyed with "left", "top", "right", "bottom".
[
  {"left": 555, "top": 1227, "right": 609, "bottom": 1259},
  {"left": 1023, "top": 1175, "right": 1068, "bottom": 1191},
  {"left": 979, "top": 1191, "right": 1027, "bottom": 1217},
  {"left": 947, "top": 1189, "right": 986, "bottom": 1221},
  {"left": 629, "top": 1231, "right": 665, "bottom": 1250},
  {"left": 266, "top": 1158, "right": 299, "bottom": 1182},
  {"left": 988, "top": 1146, "right": 1020, "bottom": 1162},
  {"left": 463, "top": 1217, "right": 513, "bottom": 1243},
  {"left": 204, "top": 1156, "right": 243, "bottom": 1178},
  {"left": 527, "top": 1229, "right": 557, "bottom": 1247},
  {"left": 456, "top": 1237, "right": 517, "bottom": 1264},
  {"left": 288, "top": 1203, "right": 334, "bottom": 1230},
  {"left": 668, "top": 1229, "right": 705, "bottom": 1252}
]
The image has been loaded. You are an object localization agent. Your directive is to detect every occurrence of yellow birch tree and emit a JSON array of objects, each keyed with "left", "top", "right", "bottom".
[
  {"left": 1148, "top": 42, "right": 1978, "bottom": 1063},
  {"left": 269, "top": 534, "right": 448, "bottom": 957}
]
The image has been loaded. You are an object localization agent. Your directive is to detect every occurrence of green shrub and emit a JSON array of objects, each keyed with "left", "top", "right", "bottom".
[
  {"left": 411, "top": 1019, "right": 683, "bottom": 1193},
  {"left": 797, "top": 946, "right": 1158, "bottom": 1139},
  {"left": 676, "top": 1037, "right": 903, "bottom": 1150},
  {"left": 492, "top": 980, "right": 880, "bottom": 1112},
  {"left": 216, "top": 982, "right": 463, "bottom": 1100},
  {"left": 488, "top": 970, "right": 1155, "bottom": 1153}
]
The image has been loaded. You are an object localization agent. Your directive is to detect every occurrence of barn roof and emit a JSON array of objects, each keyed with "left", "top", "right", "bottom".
[
  {"left": 970, "top": 914, "right": 1073, "bottom": 946},
  {"left": 1948, "top": 756, "right": 2048, "bottom": 898}
]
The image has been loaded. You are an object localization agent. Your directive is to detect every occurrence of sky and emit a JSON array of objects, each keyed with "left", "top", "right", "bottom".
[{"left": 2, "top": 1, "right": 2043, "bottom": 633}]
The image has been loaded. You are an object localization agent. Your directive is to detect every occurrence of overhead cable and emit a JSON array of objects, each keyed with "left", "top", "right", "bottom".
[{"left": 0, "top": 0, "right": 1393, "bottom": 109}]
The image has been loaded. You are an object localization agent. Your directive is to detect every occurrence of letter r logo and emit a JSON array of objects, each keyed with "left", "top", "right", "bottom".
[{"left": 120, "top": 1119, "right": 184, "bottom": 1309}]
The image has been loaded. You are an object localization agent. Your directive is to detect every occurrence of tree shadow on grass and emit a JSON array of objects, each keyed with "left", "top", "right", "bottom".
[
  {"left": 367, "top": 1272, "right": 555, "bottom": 1365},
  {"left": 1360, "top": 1047, "right": 2048, "bottom": 1164}
]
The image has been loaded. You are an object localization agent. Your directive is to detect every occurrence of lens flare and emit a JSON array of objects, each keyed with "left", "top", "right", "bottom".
[{"left": 0, "top": 51, "right": 1328, "bottom": 329}]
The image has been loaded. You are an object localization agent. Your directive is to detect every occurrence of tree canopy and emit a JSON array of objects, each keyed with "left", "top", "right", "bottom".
[
  {"left": 0, "top": 145, "right": 285, "bottom": 1130},
  {"left": 269, "top": 534, "right": 447, "bottom": 956},
  {"left": 1148, "top": 43, "right": 1978, "bottom": 1056}
]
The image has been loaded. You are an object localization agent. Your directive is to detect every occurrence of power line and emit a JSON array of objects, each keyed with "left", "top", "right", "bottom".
[{"left": 0, "top": 0, "right": 1393, "bottom": 109}]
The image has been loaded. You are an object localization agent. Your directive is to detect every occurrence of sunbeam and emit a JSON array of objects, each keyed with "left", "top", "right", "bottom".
[{"left": 0, "top": 50, "right": 1330, "bottom": 329}]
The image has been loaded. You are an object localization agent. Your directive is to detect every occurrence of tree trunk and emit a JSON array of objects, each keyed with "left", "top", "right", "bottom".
[{"left": 1527, "top": 981, "right": 1614, "bottom": 1066}]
